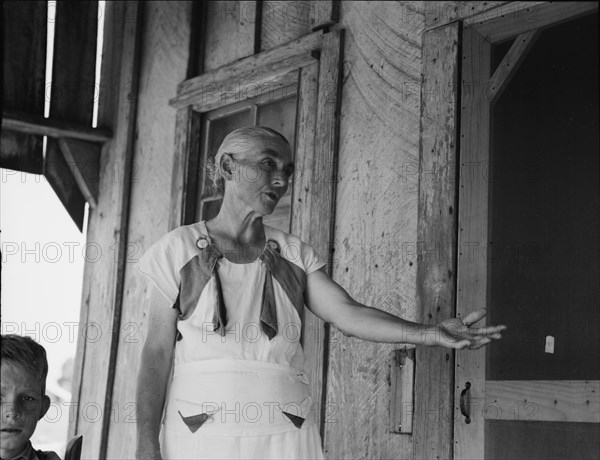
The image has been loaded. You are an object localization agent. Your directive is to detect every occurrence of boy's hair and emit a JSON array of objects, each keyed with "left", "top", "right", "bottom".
[{"left": 1, "top": 335, "right": 49, "bottom": 393}]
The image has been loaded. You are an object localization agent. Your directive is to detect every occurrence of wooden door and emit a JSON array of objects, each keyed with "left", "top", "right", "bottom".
[{"left": 455, "top": 4, "right": 599, "bottom": 459}]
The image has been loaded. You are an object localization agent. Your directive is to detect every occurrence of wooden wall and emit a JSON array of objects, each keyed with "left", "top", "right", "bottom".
[
  {"left": 324, "top": 2, "right": 424, "bottom": 458},
  {"left": 104, "top": 2, "right": 192, "bottom": 459},
  {"left": 81, "top": 1, "right": 559, "bottom": 459}
]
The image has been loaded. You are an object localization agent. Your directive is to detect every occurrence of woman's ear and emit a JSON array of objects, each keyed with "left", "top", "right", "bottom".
[
  {"left": 39, "top": 395, "right": 51, "bottom": 420},
  {"left": 219, "top": 154, "right": 234, "bottom": 181}
]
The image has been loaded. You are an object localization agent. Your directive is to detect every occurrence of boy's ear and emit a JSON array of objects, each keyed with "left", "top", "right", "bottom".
[{"left": 39, "top": 395, "right": 51, "bottom": 420}]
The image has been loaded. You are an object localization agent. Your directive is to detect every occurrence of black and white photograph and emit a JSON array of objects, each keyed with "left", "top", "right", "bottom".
[{"left": 1, "top": 1, "right": 598, "bottom": 459}]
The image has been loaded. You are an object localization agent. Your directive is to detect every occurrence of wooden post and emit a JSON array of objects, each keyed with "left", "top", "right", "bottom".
[
  {"left": 413, "top": 21, "right": 461, "bottom": 460},
  {"left": 70, "top": 3, "right": 143, "bottom": 458}
]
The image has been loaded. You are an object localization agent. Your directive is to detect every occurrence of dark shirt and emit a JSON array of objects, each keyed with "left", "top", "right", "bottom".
[{"left": 1, "top": 442, "right": 61, "bottom": 460}]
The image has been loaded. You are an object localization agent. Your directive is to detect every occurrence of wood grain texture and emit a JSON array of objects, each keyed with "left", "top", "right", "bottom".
[
  {"left": 323, "top": 2, "right": 424, "bottom": 458},
  {"left": 261, "top": 1, "right": 310, "bottom": 50},
  {"left": 204, "top": 1, "right": 256, "bottom": 71},
  {"left": 45, "top": 0, "right": 99, "bottom": 231},
  {"left": 390, "top": 348, "right": 415, "bottom": 434},
  {"left": 485, "top": 380, "right": 600, "bottom": 423},
  {"left": 453, "top": 25, "right": 491, "bottom": 460},
  {"left": 310, "top": 0, "right": 339, "bottom": 31},
  {"left": 488, "top": 30, "right": 539, "bottom": 103},
  {"left": 1, "top": 1, "right": 47, "bottom": 174},
  {"left": 171, "top": 31, "right": 322, "bottom": 108},
  {"left": 292, "top": 27, "right": 344, "bottom": 440},
  {"left": 423, "top": 1, "right": 510, "bottom": 30},
  {"left": 105, "top": 2, "right": 192, "bottom": 459},
  {"left": 467, "top": 1, "right": 598, "bottom": 43},
  {"left": 412, "top": 22, "right": 460, "bottom": 460},
  {"left": 1, "top": 111, "right": 112, "bottom": 142},
  {"left": 58, "top": 138, "right": 100, "bottom": 208},
  {"left": 190, "top": 68, "right": 299, "bottom": 113},
  {"left": 71, "top": 2, "right": 142, "bottom": 458}
]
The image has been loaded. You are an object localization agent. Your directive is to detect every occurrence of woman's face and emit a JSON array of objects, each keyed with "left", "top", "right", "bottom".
[{"left": 223, "top": 138, "right": 294, "bottom": 216}]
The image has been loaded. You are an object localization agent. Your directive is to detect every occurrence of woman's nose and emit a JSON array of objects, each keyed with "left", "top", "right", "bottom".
[{"left": 271, "top": 170, "right": 288, "bottom": 188}]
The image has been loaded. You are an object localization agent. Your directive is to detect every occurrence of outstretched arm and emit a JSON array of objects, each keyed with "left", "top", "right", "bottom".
[{"left": 305, "top": 268, "right": 505, "bottom": 349}]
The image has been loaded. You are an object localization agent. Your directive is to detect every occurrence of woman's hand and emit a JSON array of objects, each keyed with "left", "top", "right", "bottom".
[{"left": 433, "top": 309, "right": 506, "bottom": 349}]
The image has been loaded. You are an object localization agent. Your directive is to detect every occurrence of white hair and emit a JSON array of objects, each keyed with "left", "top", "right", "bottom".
[{"left": 209, "top": 126, "right": 290, "bottom": 193}]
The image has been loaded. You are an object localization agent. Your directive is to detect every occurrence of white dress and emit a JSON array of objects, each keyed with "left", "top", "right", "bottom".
[{"left": 137, "top": 221, "right": 326, "bottom": 460}]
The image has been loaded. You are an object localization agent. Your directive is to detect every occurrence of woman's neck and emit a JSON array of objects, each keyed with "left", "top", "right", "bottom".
[{"left": 206, "top": 199, "right": 265, "bottom": 247}]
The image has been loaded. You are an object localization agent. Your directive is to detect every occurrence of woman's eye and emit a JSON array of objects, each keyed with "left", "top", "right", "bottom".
[{"left": 261, "top": 159, "right": 277, "bottom": 170}]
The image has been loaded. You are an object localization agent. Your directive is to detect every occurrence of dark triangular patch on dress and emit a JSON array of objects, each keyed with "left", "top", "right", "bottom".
[
  {"left": 282, "top": 411, "right": 305, "bottom": 429},
  {"left": 178, "top": 410, "right": 211, "bottom": 433}
]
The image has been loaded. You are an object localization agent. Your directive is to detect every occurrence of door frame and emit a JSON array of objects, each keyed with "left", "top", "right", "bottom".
[
  {"left": 454, "top": 2, "right": 599, "bottom": 459},
  {"left": 167, "top": 29, "right": 344, "bottom": 441}
]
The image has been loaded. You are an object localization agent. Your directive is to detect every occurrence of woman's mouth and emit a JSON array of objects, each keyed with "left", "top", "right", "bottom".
[{"left": 264, "top": 192, "right": 278, "bottom": 202}]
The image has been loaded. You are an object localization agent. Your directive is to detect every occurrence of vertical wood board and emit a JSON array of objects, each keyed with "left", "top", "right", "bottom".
[
  {"left": 1, "top": 1, "right": 47, "bottom": 173},
  {"left": 71, "top": 2, "right": 141, "bottom": 458},
  {"left": 45, "top": 0, "right": 99, "bottom": 229},
  {"left": 412, "top": 22, "right": 461, "bottom": 460},
  {"left": 261, "top": 1, "right": 311, "bottom": 51},
  {"left": 324, "top": 2, "right": 423, "bottom": 458},
  {"left": 204, "top": 1, "right": 256, "bottom": 71},
  {"left": 453, "top": 26, "right": 491, "bottom": 460},
  {"left": 106, "top": 2, "right": 192, "bottom": 459}
]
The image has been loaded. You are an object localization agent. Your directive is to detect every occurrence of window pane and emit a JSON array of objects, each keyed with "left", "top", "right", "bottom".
[
  {"left": 487, "top": 13, "right": 599, "bottom": 380},
  {"left": 257, "top": 95, "right": 298, "bottom": 232},
  {"left": 200, "top": 197, "right": 223, "bottom": 221}
]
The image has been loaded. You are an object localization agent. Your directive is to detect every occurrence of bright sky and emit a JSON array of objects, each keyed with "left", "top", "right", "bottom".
[{"left": 1, "top": 168, "right": 85, "bottom": 389}]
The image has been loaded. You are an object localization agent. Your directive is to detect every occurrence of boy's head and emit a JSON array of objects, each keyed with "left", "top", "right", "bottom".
[{"left": 1, "top": 335, "right": 51, "bottom": 459}]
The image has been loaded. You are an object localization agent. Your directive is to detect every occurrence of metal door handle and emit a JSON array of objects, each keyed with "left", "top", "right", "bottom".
[{"left": 460, "top": 381, "right": 471, "bottom": 424}]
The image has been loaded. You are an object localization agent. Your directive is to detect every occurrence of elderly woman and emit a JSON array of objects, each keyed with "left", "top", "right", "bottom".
[{"left": 135, "top": 127, "right": 505, "bottom": 460}]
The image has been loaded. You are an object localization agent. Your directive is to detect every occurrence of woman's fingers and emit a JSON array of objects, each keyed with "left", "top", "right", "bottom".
[
  {"left": 470, "top": 325, "right": 506, "bottom": 336},
  {"left": 462, "top": 309, "right": 487, "bottom": 327}
]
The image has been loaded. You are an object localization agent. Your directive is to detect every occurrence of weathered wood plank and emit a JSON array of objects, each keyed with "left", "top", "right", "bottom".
[
  {"left": 390, "top": 348, "right": 415, "bottom": 434},
  {"left": 204, "top": 1, "right": 256, "bottom": 71},
  {"left": 486, "top": 380, "right": 600, "bottom": 423},
  {"left": 170, "top": 31, "right": 322, "bottom": 108},
  {"left": 292, "top": 60, "right": 320, "bottom": 430},
  {"left": 413, "top": 21, "right": 460, "bottom": 460},
  {"left": 106, "top": 2, "right": 192, "bottom": 459},
  {"left": 291, "top": 31, "right": 343, "bottom": 445},
  {"left": 467, "top": 1, "right": 598, "bottom": 43},
  {"left": 45, "top": 0, "right": 98, "bottom": 227},
  {"left": 261, "top": 1, "right": 311, "bottom": 50},
  {"left": 49, "top": 0, "right": 98, "bottom": 123},
  {"left": 1, "top": 1, "right": 47, "bottom": 173},
  {"left": 190, "top": 68, "right": 300, "bottom": 113},
  {"left": 323, "top": 2, "right": 423, "bottom": 458},
  {"left": 2, "top": 111, "right": 112, "bottom": 142},
  {"left": 43, "top": 141, "right": 86, "bottom": 231},
  {"left": 58, "top": 138, "right": 100, "bottom": 208},
  {"left": 489, "top": 30, "right": 539, "bottom": 103},
  {"left": 310, "top": 0, "right": 339, "bottom": 31},
  {"left": 423, "top": 1, "right": 510, "bottom": 30},
  {"left": 71, "top": 2, "right": 142, "bottom": 458},
  {"left": 454, "top": 25, "right": 491, "bottom": 460}
]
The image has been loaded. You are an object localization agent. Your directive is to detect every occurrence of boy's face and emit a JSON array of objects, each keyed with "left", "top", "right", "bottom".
[{"left": 1, "top": 362, "right": 50, "bottom": 459}]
